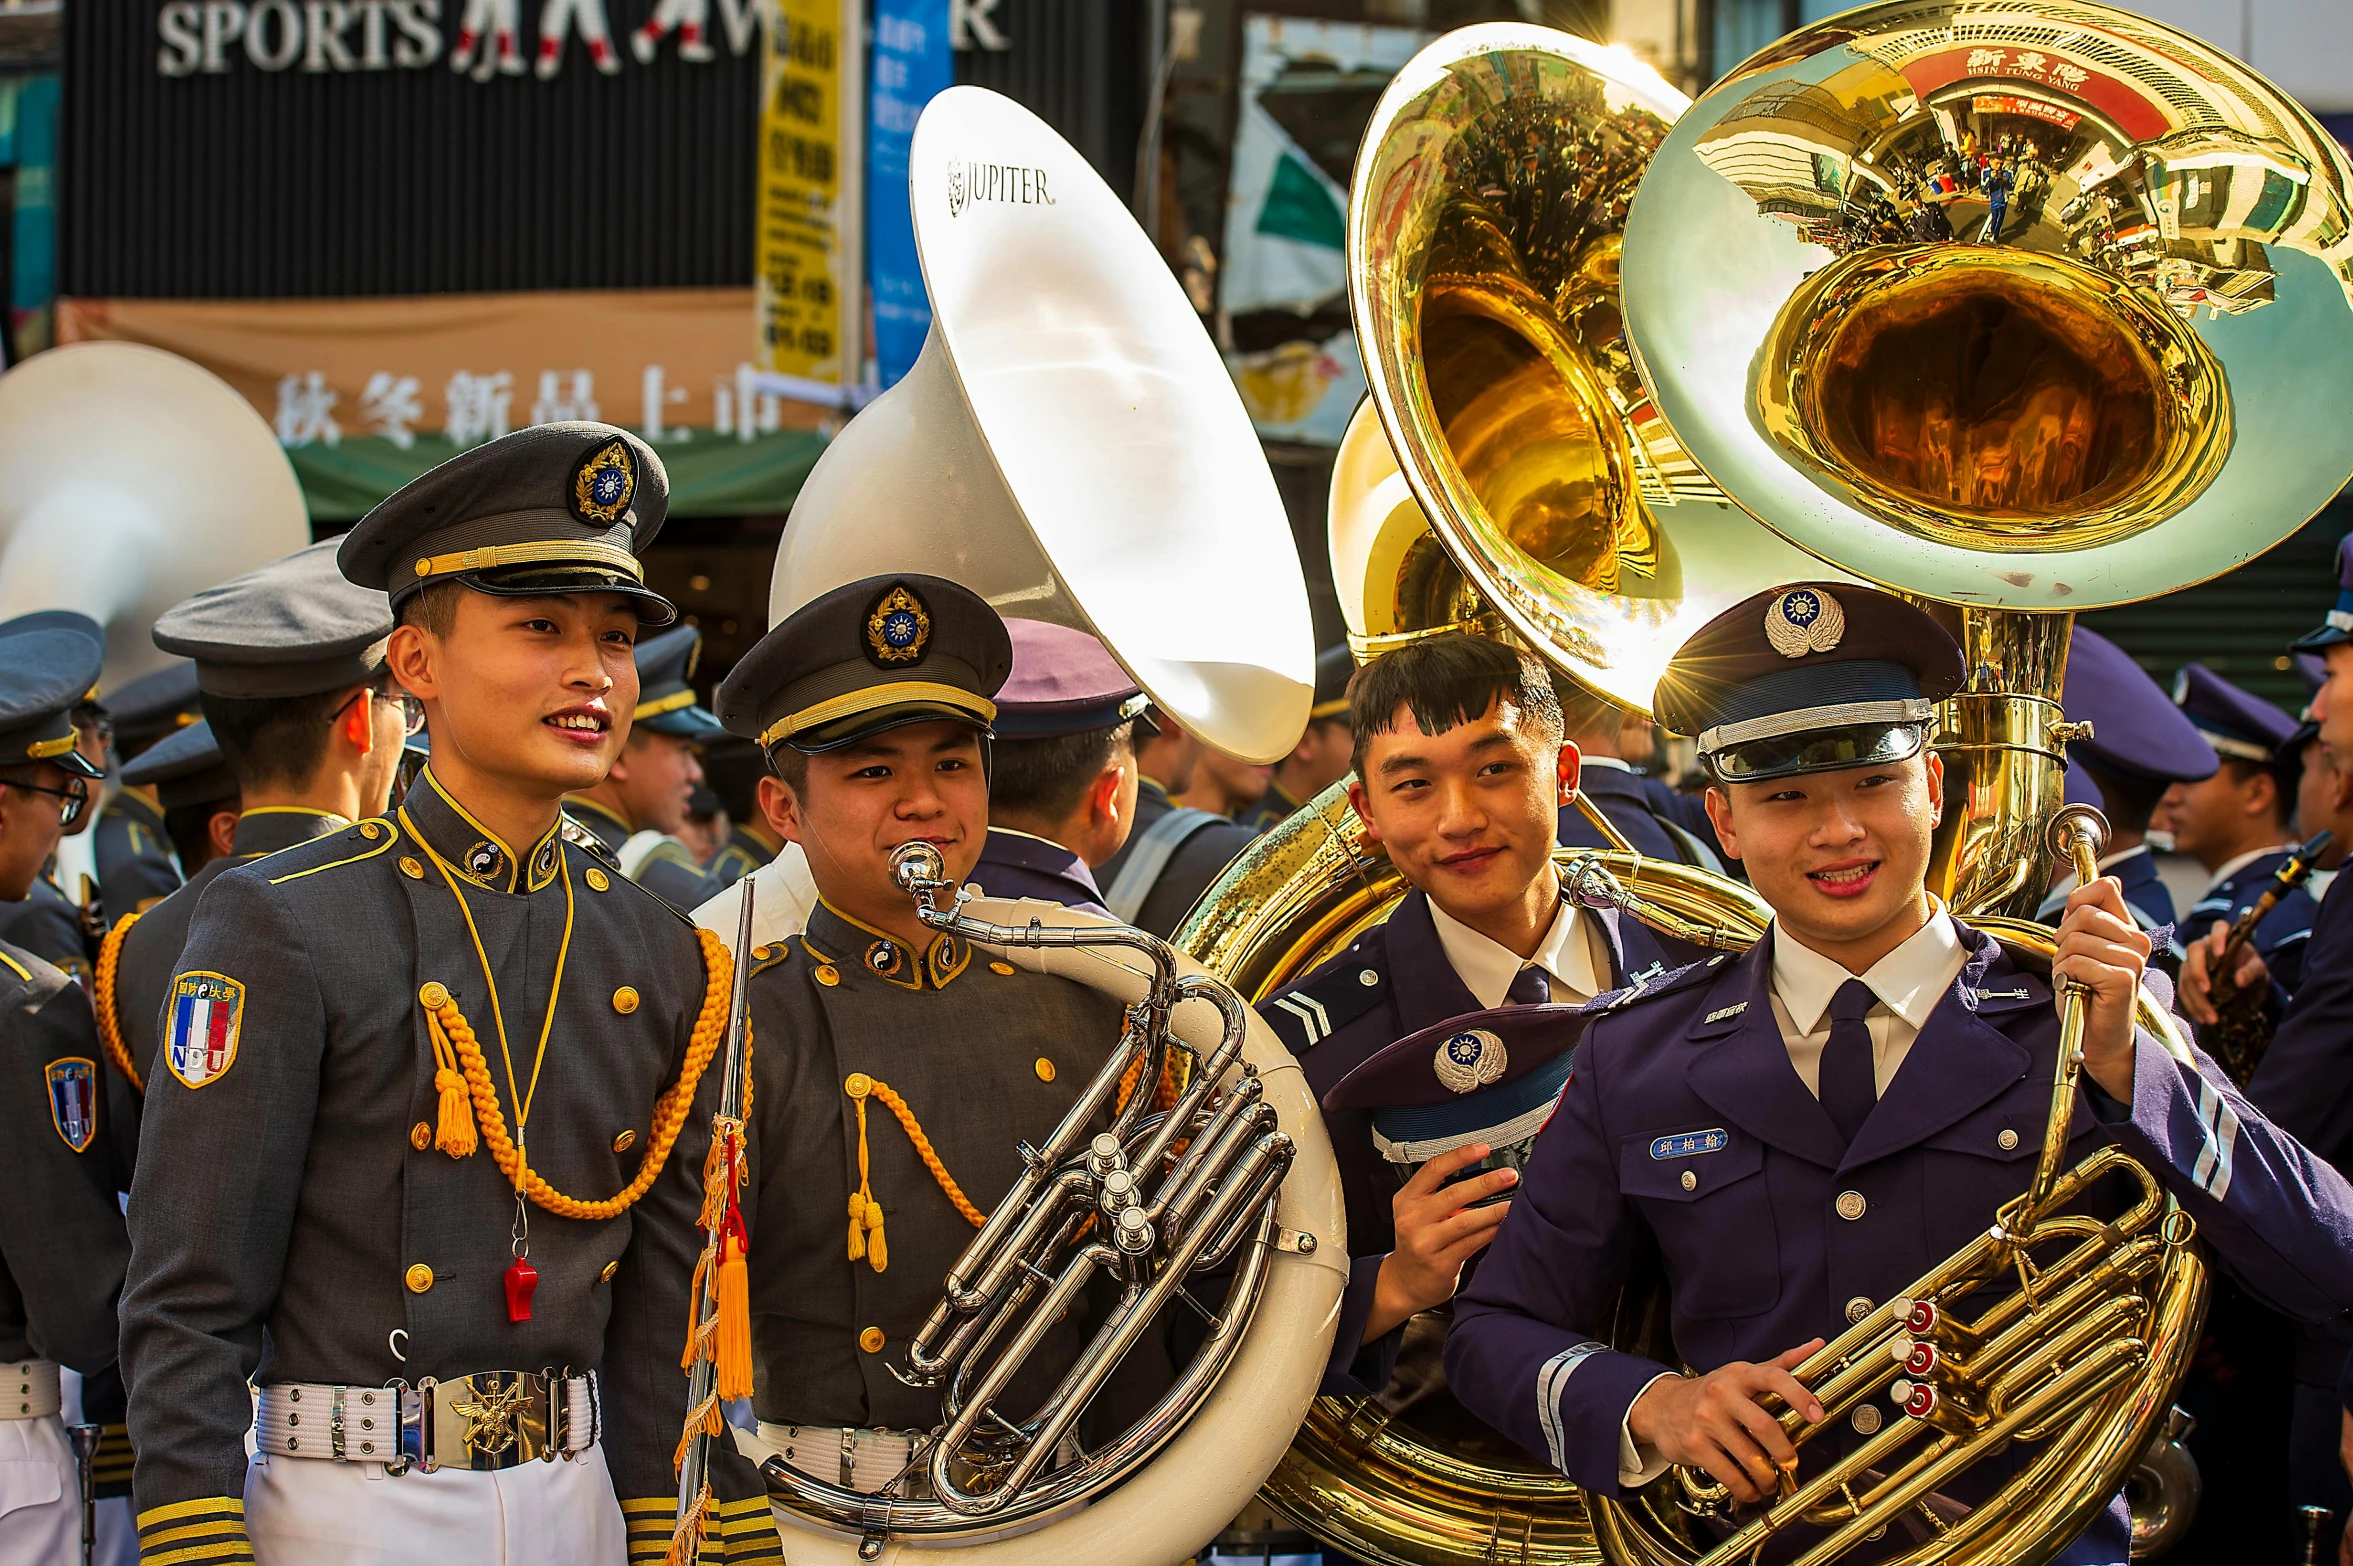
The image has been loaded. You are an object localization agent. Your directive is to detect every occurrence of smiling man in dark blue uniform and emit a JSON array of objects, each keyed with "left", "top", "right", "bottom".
[
  {"left": 1444, "top": 583, "right": 2353, "bottom": 1566},
  {"left": 1256, "top": 633, "right": 1691, "bottom": 1408}
]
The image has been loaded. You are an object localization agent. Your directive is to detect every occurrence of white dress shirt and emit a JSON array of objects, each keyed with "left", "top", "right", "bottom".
[
  {"left": 2203, "top": 843, "right": 2296, "bottom": 896},
  {"left": 1427, "top": 883, "right": 1607, "bottom": 1008}
]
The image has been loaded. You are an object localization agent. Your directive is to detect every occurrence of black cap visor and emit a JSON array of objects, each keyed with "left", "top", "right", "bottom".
[
  {"left": 456, "top": 564, "right": 678, "bottom": 626},
  {"left": 1706, "top": 720, "right": 1932, "bottom": 784},
  {"left": 784, "top": 699, "right": 994, "bottom": 756}
]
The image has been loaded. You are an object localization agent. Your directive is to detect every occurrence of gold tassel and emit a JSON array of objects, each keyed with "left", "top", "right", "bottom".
[
  {"left": 425, "top": 1010, "right": 478, "bottom": 1158},
  {"left": 662, "top": 1484, "right": 710, "bottom": 1566},
  {"left": 846, "top": 1192, "right": 868, "bottom": 1263},
  {"left": 866, "top": 1199, "right": 887, "bottom": 1273},
  {"left": 715, "top": 1230, "right": 753, "bottom": 1401}
]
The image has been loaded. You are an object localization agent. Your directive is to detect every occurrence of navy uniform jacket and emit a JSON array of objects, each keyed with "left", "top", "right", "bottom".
[
  {"left": 2032, "top": 845, "right": 2177, "bottom": 937},
  {"left": 1241, "top": 781, "right": 1303, "bottom": 835},
  {"left": 118, "top": 771, "right": 769, "bottom": 1553},
  {"left": 1559, "top": 764, "right": 1729, "bottom": 871},
  {"left": 1092, "top": 778, "right": 1259, "bottom": 938},
  {"left": 0, "top": 939, "right": 131, "bottom": 1375},
  {"left": 99, "top": 807, "right": 349, "bottom": 1171},
  {"left": 2184, "top": 849, "right": 2318, "bottom": 996},
  {"left": 1257, "top": 887, "right": 1693, "bottom": 1397},
  {"left": 95, "top": 790, "right": 182, "bottom": 917},
  {"left": 1448, "top": 923, "right": 2353, "bottom": 1565},
  {"left": 968, "top": 826, "right": 1111, "bottom": 918}
]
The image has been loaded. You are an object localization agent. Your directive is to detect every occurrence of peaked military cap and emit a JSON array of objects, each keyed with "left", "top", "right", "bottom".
[
  {"left": 2292, "top": 533, "right": 2353, "bottom": 653},
  {"left": 0, "top": 611, "right": 105, "bottom": 722},
  {"left": 630, "top": 624, "right": 725, "bottom": 741},
  {"left": 1325, "top": 1003, "right": 1579, "bottom": 1192},
  {"left": 120, "top": 718, "right": 237, "bottom": 810},
  {"left": 106, "top": 660, "right": 203, "bottom": 753},
  {"left": 1653, "top": 583, "right": 1965, "bottom": 783},
  {"left": 2172, "top": 664, "right": 2297, "bottom": 763},
  {"left": 0, "top": 621, "right": 105, "bottom": 777},
  {"left": 994, "top": 620, "right": 1148, "bottom": 740},
  {"left": 153, "top": 539, "right": 395, "bottom": 700},
  {"left": 2062, "top": 627, "right": 2217, "bottom": 786},
  {"left": 1309, "top": 643, "right": 1356, "bottom": 722},
  {"left": 716, "top": 574, "right": 1012, "bottom": 755},
  {"left": 337, "top": 422, "right": 674, "bottom": 624}
]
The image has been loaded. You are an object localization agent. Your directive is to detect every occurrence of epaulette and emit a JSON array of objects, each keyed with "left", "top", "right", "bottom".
[
  {"left": 1260, "top": 952, "right": 1389, "bottom": 1053},
  {"left": 1586, "top": 951, "right": 1733, "bottom": 1017},
  {"left": 263, "top": 816, "right": 403, "bottom": 886},
  {"left": 561, "top": 816, "right": 620, "bottom": 865},
  {"left": 748, "top": 938, "right": 795, "bottom": 978}
]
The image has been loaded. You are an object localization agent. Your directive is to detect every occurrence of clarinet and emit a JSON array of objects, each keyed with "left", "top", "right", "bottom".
[{"left": 2205, "top": 829, "right": 2332, "bottom": 1085}]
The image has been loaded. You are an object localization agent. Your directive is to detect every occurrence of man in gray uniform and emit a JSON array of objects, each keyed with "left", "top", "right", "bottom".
[
  {"left": 565, "top": 623, "right": 728, "bottom": 913},
  {"left": 94, "top": 540, "right": 408, "bottom": 1168},
  {"left": 93, "top": 661, "right": 204, "bottom": 918},
  {"left": 0, "top": 617, "right": 132, "bottom": 1565},
  {"left": 118, "top": 424, "right": 774, "bottom": 1566},
  {"left": 0, "top": 611, "right": 109, "bottom": 981},
  {"left": 711, "top": 574, "right": 1156, "bottom": 1486}
]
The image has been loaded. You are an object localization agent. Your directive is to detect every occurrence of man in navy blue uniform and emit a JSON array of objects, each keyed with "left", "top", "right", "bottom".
[
  {"left": 1444, "top": 583, "right": 2353, "bottom": 1566},
  {"left": 1553, "top": 676, "right": 1729, "bottom": 872},
  {"left": 965, "top": 619, "right": 1148, "bottom": 918},
  {"left": 2034, "top": 627, "right": 2216, "bottom": 934},
  {"left": 2166, "top": 664, "right": 2315, "bottom": 992},
  {"left": 1255, "top": 633, "right": 1691, "bottom": 1407}
]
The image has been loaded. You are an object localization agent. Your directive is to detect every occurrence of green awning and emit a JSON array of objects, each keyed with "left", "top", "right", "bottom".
[{"left": 289, "top": 429, "right": 829, "bottom": 522}]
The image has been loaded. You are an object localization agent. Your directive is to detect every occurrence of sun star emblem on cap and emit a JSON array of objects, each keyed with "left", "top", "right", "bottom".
[
  {"left": 1433, "top": 1028, "right": 1508, "bottom": 1095},
  {"left": 1765, "top": 587, "right": 1845, "bottom": 659},
  {"left": 571, "top": 438, "right": 637, "bottom": 526},
  {"left": 865, "top": 584, "right": 932, "bottom": 665}
]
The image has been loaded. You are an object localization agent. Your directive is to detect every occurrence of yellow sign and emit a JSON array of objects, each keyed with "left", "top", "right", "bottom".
[{"left": 755, "top": 0, "right": 861, "bottom": 402}]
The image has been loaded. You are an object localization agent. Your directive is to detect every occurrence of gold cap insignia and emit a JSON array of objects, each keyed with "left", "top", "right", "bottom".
[
  {"left": 1764, "top": 588, "right": 1844, "bottom": 659},
  {"left": 865, "top": 584, "right": 932, "bottom": 666},
  {"left": 572, "top": 438, "right": 637, "bottom": 526}
]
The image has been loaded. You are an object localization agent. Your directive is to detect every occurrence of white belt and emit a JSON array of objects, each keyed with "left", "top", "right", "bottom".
[
  {"left": 1, "top": 1360, "right": 60, "bottom": 1420},
  {"left": 757, "top": 1423, "right": 923, "bottom": 1494},
  {"left": 257, "top": 1371, "right": 597, "bottom": 1474}
]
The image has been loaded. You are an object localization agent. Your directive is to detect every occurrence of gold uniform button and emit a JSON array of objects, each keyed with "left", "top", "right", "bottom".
[
  {"left": 404, "top": 1264, "right": 434, "bottom": 1294},
  {"left": 814, "top": 964, "right": 841, "bottom": 987},
  {"left": 586, "top": 868, "right": 611, "bottom": 891},
  {"left": 990, "top": 961, "right": 1015, "bottom": 976},
  {"left": 599, "top": 1260, "right": 620, "bottom": 1283},
  {"left": 1851, "top": 1403, "right": 1883, "bottom": 1436},
  {"left": 1679, "top": 1170, "right": 1697, "bottom": 1192},
  {"left": 418, "top": 981, "right": 450, "bottom": 1010},
  {"left": 1844, "top": 1295, "right": 1874, "bottom": 1324},
  {"left": 845, "top": 1072, "right": 873, "bottom": 1099},
  {"left": 359, "top": 821, "right": 382, "bottom": 840},
  {"left": 1997, "top": 1128, "right": 2020, "bottom": 1152},
  {"left": 859, "top": 1327, "right": 885, "bottom": 1354},
  {"left": 409, "top": 1121, "right": 433, "bottom": 1151},
  {"left": 1035, "top": 1057, "right": 1056, "bottom": 1083},
  {"left": 612, "top": 1129, "right": 638, "bottom": 1153},
  {"left": 398, "top": 857, "right": 424, "bottom": 880},
  {"left": 1836, "top": 1190, "right": 1868, "bottom": 1221},
  {"left": 612, "top": 986, "right": 640, "bottom": 1015},
  {"left": 755, "top": 945, "right": 775, "bottom": 962}
]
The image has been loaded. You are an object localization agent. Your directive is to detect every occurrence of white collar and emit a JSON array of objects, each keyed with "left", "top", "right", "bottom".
[
  {"left": 2097, "top": 844, "right": 2149, "bottom": 870},
  {"left": 990, "top": 825, "right": 1075, "bottom": 855},
  {"left": 1579, "top": 755, "right": 1635, "bottom": 773},
  {"left": 1427, "top": 884, "right": 1601, "bottom": 1010},
  {"left": 1770, "top": 898, "right": 1966, "bottom": 1035},
  {"left": 2206, "top": 843, "right": 2293, "bottom": 891}
]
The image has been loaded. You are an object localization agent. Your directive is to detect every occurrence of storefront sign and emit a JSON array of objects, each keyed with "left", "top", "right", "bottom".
[
  {"left": 753, "top": 0, "right": 860, "bottom": 404},
  {"left": 154, "top": 0, "right": 763, "bottom": 79},
  {"left": 868, "top": 0, "right": 950, "bottom": 389},
  {"left": 1971, "top": 93, "right": 2080, "bottom": 130}
]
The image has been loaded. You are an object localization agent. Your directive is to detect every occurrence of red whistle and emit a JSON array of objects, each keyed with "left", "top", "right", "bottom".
[{"left": 503, "top": 1257, "right": 539, "bottom": 1323}]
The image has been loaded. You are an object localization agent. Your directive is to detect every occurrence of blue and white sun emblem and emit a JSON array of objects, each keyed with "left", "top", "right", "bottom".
[
  {"left": 1764, "top": 586, "right": 1846, "bottom": 658},
  {"left": 865, "top": 584, "right": 933, "bottom": 664},
  {"left": 882, "top": 610, "right": 920, "bottom": 648},
  {"left": 1433, "top": 1027, "right": 1508, "bottom": 1095},
  {"left": 572, "top": 438, "right": 637, "bottom": 524},
  {"left": 1782, "top": 590, "right": 1819, "bottom": 626},
  {"left": 591, "top": 465, "right": 627, "bottom": 506}
]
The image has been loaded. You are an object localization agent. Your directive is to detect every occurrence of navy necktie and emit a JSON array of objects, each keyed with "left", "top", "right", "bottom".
[
  {"left": 1507, "top": 965, "right": 1551, "bottom": 1006},
  {"left": 1819, "top": 978, "right": 1878, "bottom": 1145}
]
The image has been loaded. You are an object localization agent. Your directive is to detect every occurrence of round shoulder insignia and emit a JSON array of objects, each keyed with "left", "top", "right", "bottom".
[
  {"left": 1433, "top": 1027, "right": 1509, "bottom": 1095},
  {"left": 571, "top": 437, "right": 637, "bottom": 526},
  {"left": 864, "top": 583, "right": 932, "bottom": 667},
  {"left": 1764, "top": 588, "right": 1845, "bottom": 659},
  {"left": 359, "top": 821, "right": 383, "bottom": 840},
  {"left": 990, "top": 960, "right": 1016, "bottom": 976},
  {"left": 586, "top": 867, "right": 611, "bottom": 892}
]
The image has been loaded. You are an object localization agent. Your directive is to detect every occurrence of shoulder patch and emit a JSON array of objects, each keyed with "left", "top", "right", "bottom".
[
  {"left": 45, "top": 1058, "right": 98, "bottom": 1152},
  {"left": 165, "top": 972, "right": 245, "bottom": 1089},
  {"left": 1260, "top": 956, "right": 1388, "bottom": 1053}
]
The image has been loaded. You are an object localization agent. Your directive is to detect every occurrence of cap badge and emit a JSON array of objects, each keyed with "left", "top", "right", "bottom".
[
  {"left": 1433, "top": 1028, "right": 1508, "bottom": 1095},
  {"left": 572, "top": 438, "right": 637, "bottom": 526},
  {"left": 865, "top": 584, "right": 932, "bottom": 666},
  {"left": 1765, "top": 588, "right": 1845, "bottom": 659}
]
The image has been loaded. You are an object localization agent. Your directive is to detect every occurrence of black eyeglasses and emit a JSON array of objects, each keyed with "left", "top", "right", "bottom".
[
  {"left": 8, "top": 775, "right": 89, "bottom": 827},
  {"left": 334, "top": 688, "right": 429, "bottom": 739}
]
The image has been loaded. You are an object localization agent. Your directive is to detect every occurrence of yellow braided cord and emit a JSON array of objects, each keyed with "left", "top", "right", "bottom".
[
  {"left": 427, "top": 926, "right": 732, "bottom": 1221},
  {"left": 662, "top": 1483, "right": 710, "bottom": 1566},
  {"left": 94, "top": 911, "right": 144, "bottom": 1094},
  {"left": 867, "top": 1080, "right": 987, "bottom": 1228}
]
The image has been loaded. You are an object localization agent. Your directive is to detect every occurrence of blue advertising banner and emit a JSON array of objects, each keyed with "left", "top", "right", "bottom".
[{"left": 868, "top": 0, "right": 952, "bottom": 390}]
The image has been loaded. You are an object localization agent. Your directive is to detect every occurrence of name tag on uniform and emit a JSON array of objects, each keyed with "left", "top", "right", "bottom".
[{"left": 1651, "top": 1128, "right": 1729, "bottom": 1159}]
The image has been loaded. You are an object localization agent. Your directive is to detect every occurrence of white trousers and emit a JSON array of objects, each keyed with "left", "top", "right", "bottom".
[
  {"left": 246, "top": 1445, "right": 626, "bottom": 1566},
  {"left": 0, "top": 1417, "right": 74, "bottom": 1566}
]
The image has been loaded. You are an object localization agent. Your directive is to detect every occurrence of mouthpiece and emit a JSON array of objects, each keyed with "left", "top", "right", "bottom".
[
  {"left": 890, "top": 841, "right": 950, "bottom": 896},
  {"left": 2046, "top": 804, "right": 2109, "bottom": 885}
]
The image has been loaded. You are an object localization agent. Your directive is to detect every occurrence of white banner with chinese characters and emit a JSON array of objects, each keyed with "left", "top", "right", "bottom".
[{"left": 55, "top": 288, "right": 829, "bottom": 518}]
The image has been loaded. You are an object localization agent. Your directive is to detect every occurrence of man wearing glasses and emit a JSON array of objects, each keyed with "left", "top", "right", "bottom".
[
  {"left": 94, "top": 539, "right": 406, "bottom": 1163},
  {"left": 0, "top": 614, "right": 133, "bottom": 1565}
]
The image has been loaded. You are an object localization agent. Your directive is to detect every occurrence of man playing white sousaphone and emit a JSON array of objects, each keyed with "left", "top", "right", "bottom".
[{"left": 1446, "top": 583, "right": 2353, "bottom": 1565}]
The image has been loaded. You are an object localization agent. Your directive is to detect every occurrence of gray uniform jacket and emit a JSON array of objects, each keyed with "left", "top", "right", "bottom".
[
  {"left": 118, "top": 769, "right": 765, "bottom": 1543},
  {"left": 101, "top": 808, "right": 350, "bottom": 1172},
  {"left": 0, "top": 870, "right": 91, "bottom": 982},
  {"left": 0, "top": 938, "right": 130, "bottom": 1372},
  {"left": 565, "top": 798, "right": 722, "bottom": 914},
  {"left": 743, "top": 900, "right": 1160, "bottom": 1433},
  {"left": 95, "top": 791, "right": 182, "bottom": 917}
]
